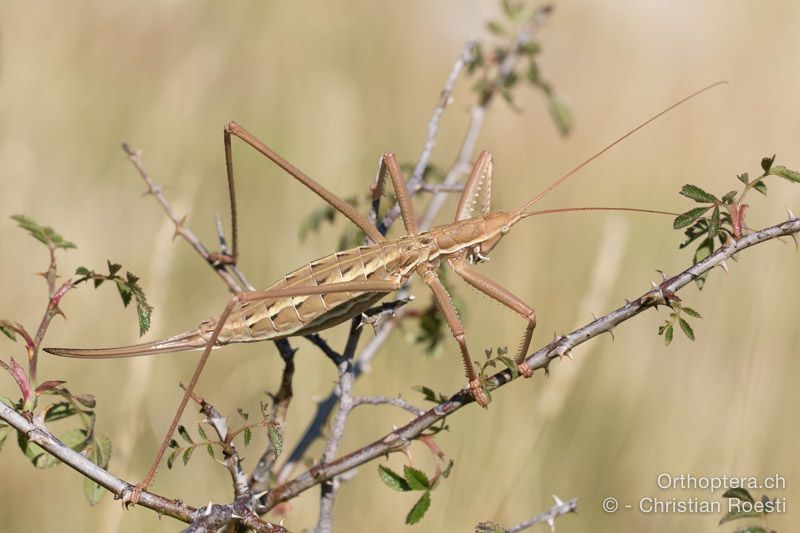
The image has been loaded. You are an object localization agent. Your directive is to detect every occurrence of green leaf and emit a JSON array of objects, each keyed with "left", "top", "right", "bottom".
[
  {"left": 404, "top": 465, "right": 431, "bottom": 490},
  {"left": 106, "top": 260, "right": 122, "bottom": 277},
  {"left": 0, "top": 323, "right": 17, "bottom": 342},
  {"left": 679, "top": 184, "right": 717, "bottom": 203},
  {"left": 720, "top": 190, "right": 738, "bottom": 205},
  {"left": 11, "top": 215, "right": 77, "bottom": 250},
  {"left": 723, "top": 488, "right": 755, "bottom": 503},
  {"left": 486, "top": 20, "right": 506, "bottom": 36},
  {"left": 760, "top": 154, "right": 775, "bottom": 173},
  {"left": 75, "top": 266, "right": 91, "bottom": 276},
  {"left": 709, "top": 206, "right": 720, "bottom": 238},
  {"left": 166, "top": 449, "right": 179, "bottom": 469},
  {"left": 243, "top": 427, "right": 252, "bottom": 447},
  {"left": 678, "top": 318, "right": 695, "bottom": 341},
  {"left": 673, "top": 206, "right": 712, "bottom": 229},
  {"left": 681, "top": 307, "right": 702, "bottom": 318},
  {"left": 378, "top": 465, "right": 411, "bottom": 492},
  {"left": 548, "top": 96, "right": 572, "bottom": 136},
  {"left": 43, "top": 402, "right": 78, "bottom": 422},
  {"left": 753, "top": 181, "right": 768, "bottom": 195},
  {"left": 73, "top": 394, "right": 96, "bottom": 409},
  {"left": 496, "top": 356, "right": 520, "bottom": 379},
  {"left": 405, "top": 491, "right": 431, "bottom": 525},
  {"left": 664, "top": 324, "right": 674, "bottom": 345},
  {"left": 206, "top": 444, "right": 215, "bottom": 459},
  {"left": 83, "top": 434, "right": 112, "bottom": 505},
  {"left": 269, "top": 426, "right": 283, "bottom": 459},
  {"left": 196, "top": 424, "right": 207, "bottom": 441},
  {"left": 182, "top": 446, "right": 194, "bottom": 465},
  {"left": 731, "top": 528, "right": 767, "bottom": 533},
  {"left": 737, "top": 173, "right": 749, "bottom": 185},
  {"left": 771, "top": 164, "right": 800, "bottom": 183},
  {"left": 177, "top": 425, "right": 193, "bottom": 444}
]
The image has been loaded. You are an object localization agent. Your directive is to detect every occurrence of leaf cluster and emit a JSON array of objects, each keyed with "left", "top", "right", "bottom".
[
  {"left": 657, "top": 303, "right": 701, "bottom": 346},
  {"left": 378, "top": 461, "right": 452, "bottom": 525},
  {"left": 471, "top": 1, "right": 570, "bottom": 134},
  {"left": 675, "top": 156, "right": 800, "bottom": 288},
  {"left": 718, "top": 488, "right": 778, "bottom": 533},
  {"left": 75, "top": 261, "right": 153, "bottom": 336}
]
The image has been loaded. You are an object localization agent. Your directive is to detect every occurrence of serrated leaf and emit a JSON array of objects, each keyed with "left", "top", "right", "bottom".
[
  {"left": 678, "top": 318, "right": 695, "bottom": 341},
  {"left": 723, "top": 488, "right": 755, "bottom": 503},
  {"left": 269, "top": 426, "right": 283, "bottom": 459},
  {"left": 737, "top": 173, "right": 749, "bottom": 185},
  {"left": 771, "top": 164, "right": 800, "bottom": 183},
  {"left": 681, "top": 307, "right": 702, "bottom": 318},
  {"left": 177, "top": 425, "right": 193, "bottom": 444},
  {"left": 11, "top": 215, "right": 77, "bottom": 249},
  {"left": 753, "top": 181, "right": 768, "bottom": 195},
  {"left": 378, "top": 465, "right": 411, "bottom": 492},
  {"left": 413, "top": 385, "right": 438, "bottom": 403},
  {"left": 404, "top": 465, "right": 431, "bottom": 490},
  {"left": 664, "top": 324, "right": 673, "bottom": 345},
  {"left": 243, "top": 427, "right": 252, "bottom": 447},
  {"left": 106, "top": 260, "right": 122, "bottom": 277},
  {"left": 405, "top": 491, "right": 431, "bottom": 525},
  {"left": 673, "top": 206, "right": 712, "bottom": 229},
  {"left": 679, "top": 184, "right": 718, "bottom": 203},
  {"left": 761, "top": 155, "right": 775, "bottom": 173},
  {"left": 75, "top": 266, "right": 91, "bottom": 276},
  {"left": 92, "top": 434, "right": 112, "bottom": 469}
]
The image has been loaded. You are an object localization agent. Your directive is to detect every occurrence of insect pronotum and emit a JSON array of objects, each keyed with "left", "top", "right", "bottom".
[{"left": 44, "top": 81, "right": 725, "bottom": 501}]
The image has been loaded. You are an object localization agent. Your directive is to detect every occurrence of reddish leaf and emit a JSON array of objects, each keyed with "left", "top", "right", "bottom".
[
  {"left": 7, "top": 358, "right": 31, "bottom": 404},
  {"left": 35, "top": 380, "right": 66, "bottom": 396}
]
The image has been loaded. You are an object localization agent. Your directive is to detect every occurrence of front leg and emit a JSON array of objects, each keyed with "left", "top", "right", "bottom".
[
  {"left": 449, "top": 257, "right": 537, "bottom": 378},
  {"left": 417, "top": 266, "right": 489, "bottom": 407}
]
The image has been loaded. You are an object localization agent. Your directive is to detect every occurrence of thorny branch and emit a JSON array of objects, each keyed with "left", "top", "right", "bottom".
[
  {"left": 261, "top": 216, "right": 800, "bottom": 509},
  {"left": 503, "top": 495, "right": 578, "bottom": 533}
]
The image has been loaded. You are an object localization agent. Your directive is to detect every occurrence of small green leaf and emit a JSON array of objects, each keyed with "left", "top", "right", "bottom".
[
  {"left": 413, "top": 385, "right": 438, "bottom": 403},
  {"left": 43, "top": 402, "right": 78, "bottom": 422},
  {"left": 720, "top": 190, "right": 738, "bottom": 204},
  {"left": 61, "top": 428, "right": 90, "bottom": 451},
  {"left": 679, "top": 184, "right": 717, "bottom": 203},
  {"left": 269, "top": 426, "right": 283, "bottom": 459},
  {"left": 106, "top": 261, "right": 122, "bottom": 277},
  {"left": 378, "top": 465, "right": 411, "bottom": 492},
  {"left": 760, "top": 154, "right": 775, "bottom": 173},
  {"left": 182, "top": 446, "right": 195, "bottom": 465},
  {"left": 177, "top": 425, "right": 193, "bottom": 444},
  {"left": 681, "top": 307, "right": 702, "bottom": 318},
  {"left": 237, "top": 408, "right": 249, "bottom": 421},
  {"left": 771, "top": 164, "right": 800, "bottom": 183},
  {"left": 486, "top": 20, "right": 506, "bottom": 36},
  {"left": 83, "top": 434, "right": 112, "bottom": 505},
  {"left": 243, "top": 427, "right": 252, "bottom": 447},
  {"left": 678, "top": 318, "right": 695, "bottom": 341},
  {"left": 166, "top": 449, "right": 179, "bottom": 469},
  {"left": 723, "top": 488, "right": 755, "bottom": 503},
  {"left": 0, "top": 324, "right": 17, "bottom": 342},
  {"left": 73, "top": 394, "right": 96, "bottom": 408},
  {"left": 709, "top": 206, "right": 720, "bottom": 238},
  {"left": 548, "top": 96, "right": 571, "bottom": 136},
  {"left": 83, "top": 477, "right": 106, "bottom": 506},
  {"left": 405, "top": 491, "right": 431, "bottom": 525},
  {"left": 496, "top": 356, "right": 520, "bottom": 379},
  {"left": 404, "top": 465, "right": 431, "bottom": 490},
  {"left": 737, "top": 173, "right": 749, "bottom": 185},
  {"left": 196, "top": 424, "right": 207, "bottom": 441},
  {"left": 673, "top": 206, "right": 712, "bottom": 229},
  {"left": 664, "top": 324, "right": 674, "bottom": 345},
  {"left": 753, "top": 181, "right": 768, "bottom": 195},
  {"left": 206, "top": 444, "right": 215, "bottom": 459},
  {"left": 11, "top": 215, "right": 77, "bottom": 250},
  {"left": 75, "top": 266, "right": 91, "bottom": 276}
]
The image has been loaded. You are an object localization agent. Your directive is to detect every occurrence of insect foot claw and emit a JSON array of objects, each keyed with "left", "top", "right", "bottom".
[
  {"left": 120, "top": 483, "right": 145, "bottom": 509},
  {"left": 469, "top": 380, "right": 491, "bottom": 408},
  {"left": 518, "top": 361, "right": 533, "bottom": 378}
]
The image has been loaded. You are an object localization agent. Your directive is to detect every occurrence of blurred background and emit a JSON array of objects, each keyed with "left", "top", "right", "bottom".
[{"left": 1, "top": 1, "right": 798, "bottom": 531}]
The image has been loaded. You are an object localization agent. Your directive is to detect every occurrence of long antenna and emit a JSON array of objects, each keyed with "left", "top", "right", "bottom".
[
  {"left": 519, "top": 206, "right": 679, "bottom": 219},
  {"left": 517, "top": 81, "right": 728, "bottom": 214}
]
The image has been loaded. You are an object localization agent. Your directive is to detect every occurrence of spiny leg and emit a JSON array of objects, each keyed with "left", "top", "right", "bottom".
[
  {"left": 224, "top": 122, "right": 385, "bottom": 253},
  {"left": 449, "top": 256, "right": 537, "bottom": 378},
  {"left": 416, "top": 266, "right": 489, "bottom": 407},
  {"left": 455, "top": 150, "right": 494, "bottom": 221},
  {"left": 379, "top": 152, "right": 419, "bottom": 235},
  {"left": 127, "top": 278, "right": 402, "bottom": 504}
]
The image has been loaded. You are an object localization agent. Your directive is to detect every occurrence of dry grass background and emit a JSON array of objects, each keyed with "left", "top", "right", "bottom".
[{"left": 1, "top": 1, "right": 798, "bottom": 531}]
